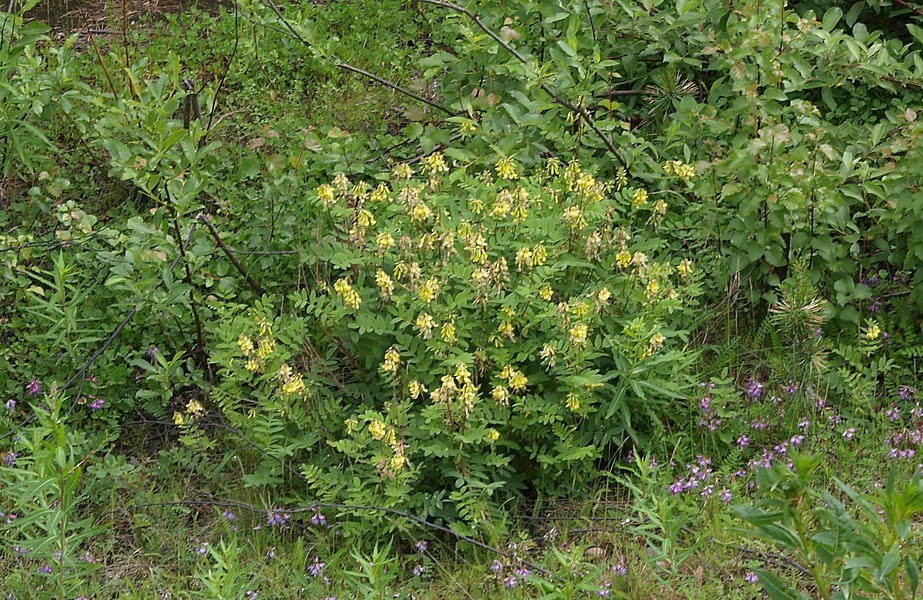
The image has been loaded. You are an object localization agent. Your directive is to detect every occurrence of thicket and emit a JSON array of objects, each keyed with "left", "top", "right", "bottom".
[{"left": 2, "top": 0, "right": 923, "bottom": 596}]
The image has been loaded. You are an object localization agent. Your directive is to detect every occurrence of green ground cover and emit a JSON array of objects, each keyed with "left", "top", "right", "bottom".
[{"left": 1, "top": 0, "right": 923, "bottom": 597}]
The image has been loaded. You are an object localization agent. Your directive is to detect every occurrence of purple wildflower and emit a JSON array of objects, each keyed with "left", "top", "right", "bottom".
[
  {"left": 745, "top": 378, "right": 764, "bottom": 399},
  {"left": 222, "top": 510, "right": 235, "bottom": 521},
  {"left": 737, "top": 435, "right": 750, "bottom": 448},
  {"left": 413, "top": 564, "right": 424, "bottom": 577},
  {"left": 720, "top": 488, "right": 733, "bottom": 503},
  {"left": 745, "top": 571, "right": 758, "bottom": 583},
  {"left": 309, "top": 556, "right": 325, "bottom": 577},
  {"left": 5, "top": 399, "right": 15, "bottom": 412},
  {"left": 490, "top": 559, "right": 504, "bottom": 572},
  {"left": 843, "top": 427, "right": 857, "bottom": 440},
  {"left": 147, "top": 346, "right": 161, "bottom": 358},
  {"left": 310, "top": 509, "right": 326, "bottom": 526},
  {"left": 90, "top": 398, "right": 105, "bottom": 411},
  {"left": 39, "top": 564, "right": 53, "bottom": 574},
  {"left": 266, "top": 511, "right": 291, "bottom": 527},
  {"left": 197, "top": 542, "right": 209, "bottom": 555},
  {"left": 415, "top": 540, "right": 428, "bottom": 554},
  {"left": 503, "top": 575, "right": 518, "bottom": 588},
  {"left": 3, "top": 452, "right": 18, "bottom": 466},
  {"left": 26, "top": 377, "right": 41, "bottom": 396},
  {"left": 612, "top": 562, "right": 627, "bottom": 576},
  {"left": 900, "top": 386, "right": 917, "bottom": 401}
]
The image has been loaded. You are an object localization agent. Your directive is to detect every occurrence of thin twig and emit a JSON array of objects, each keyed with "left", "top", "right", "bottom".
[{"left": 197, "top": 213, "right": 265, "bottom": 296}]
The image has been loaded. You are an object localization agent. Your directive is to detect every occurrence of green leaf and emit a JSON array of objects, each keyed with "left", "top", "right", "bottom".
[
  {"left": 755, "top": 569, "right": 806, "bottom": 600},
  {"left": 822, "top": 7, "right": 843, "bottom": 31}
]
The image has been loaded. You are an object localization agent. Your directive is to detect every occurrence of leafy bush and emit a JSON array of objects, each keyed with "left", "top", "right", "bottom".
[{"left": 204, "top": 155, "right": 702, "bottom": 531}]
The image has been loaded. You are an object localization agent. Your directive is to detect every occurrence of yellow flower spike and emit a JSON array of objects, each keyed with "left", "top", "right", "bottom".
[
  {"left": 410, "top": 203, "right": 433, "bottom": 222},
  {"left": 257, "top": 337, "right": 275, "bottom": 359},
  {"left": 645, "top": 280, "right": 661, "bottom": 298},
  {"left": 393, "top": 163, "right": 413, "bottom": 180},
  {"left": 616, "top": 250, "right": 632, "bottom": 268},
  {"left": 491, "top": 385, "right": 510, "bottom": 406},
  {"left": 539, "top": 343, "right": 556, "bottom": 368},
  {"left": 496, "top": 156, "right": 519, "bottom": 180},
  {"left": 569, "top": 323, "right": 589, "bottom": 346},
  {"left": 381, "top": 346, "right": 401, "bottom": 374},
  {"left": 631, "top": 189, "right": 649, "bottom": 209},
  {"left": 565, "top": 393, "right": 581, "bottom": 412},
  {"left": 370, "top": 182, "right": 391, "bottom": 203},
  {"left": 345, "top": 418, "right": 358, "bottom": 435},
  {"left": 173, "top": 411, "right": 185, "bottom": 426},
  {"left": 390, "top": 452, "right": 407, "bottom": 471},
  {"left": 317, "top": 184, "right": 335, "bottom": 207},
  {"left": 422, "top": 152, "right": 449, "bottom": 174},
  {"left": 332, "top": 173, "right": 349, "bottom": 192},
  {"left": 415, "top": 313, "right": 437, "bottom": 340},
  {"left": 186, "top": 399, "right": 205, "bottom": 416},
  {"left": 533, "top": 243, "right": 548, "bottom": 266},
  {"left": 334, "top": 278, "right": 362, "bottom": 310},
  {"left": 418, "top": 278, "right": 439, "bottom": 304},
  {"left": 408, "top": 380, "right": 427, "bottom": 400},
  {"left": 677, "top": 259, "right": 694, "bottom": 278},
  {"left": 865, "top": 323, "right": 882, "bottom": 341},
  {"left": 486, "top": 428, "right": 500, "bottom": 443},
  {"left": 441, "top": 320, "right": 456, "bottom": 343},
  {"left": 282, "top": 373, "right": 306, "bottom": 395},
  {"left": 368, "top": 420, "right": 386, "bottom": 441},
  {"left": 508, "top": 370, "right": 528, "bottom": 392},
  {"left": 539, "top": 285, "right": 554, "bottom": 302},
  {"left": 237, "top": 335, "right": 255, "bottom": 356}
]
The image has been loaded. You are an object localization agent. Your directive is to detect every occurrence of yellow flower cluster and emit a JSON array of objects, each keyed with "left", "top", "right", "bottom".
[
  {"left": 173, "top": 397, "right": 206, "bottom": 426},
  {"left": 381, "top": 346, "right": 401, "bottom": 375},
  {"left": 496, "top": 156, "right": 518, "bottom": 180},
  {"left": 441, "top": 320, "right": 456, "bottom": 343},
  {"left": 499, "top": 365, "right": 528, "bottom": 392},
  {"left": 486, "top": 428, "right": 500, "bottom": 443},
  {"left": 415, "top": 313, "right": 436, "bottom": 339},
  {"left": 616, "top": 250, "right": 632, "bottom": 268},
  {"left": 539, "top": 343, "right": 556, "bottom": 368},
  {"left": 663, "top": 160, "right": 696, "bottom": 181},
  {"left": 393, "top": 163, "right": 413, "bottom": 180},
  {"left": 515, "top": 243, "right": 548, "bottom": 272},
  {"left": 376, "top": 269, "right": 394, "bottom": 300},
  {"left": 334, "top": 278, "right": 362, "bottom": 310},
  {"left": 631, "top": 188, "right": 649, "bottom": 209},
  {"left": 539, "top": 285, "right": 554, "bottom": 302},
  {"left": 565, "top": 392, "right": 581, "bottom": 412},
  {"left": 277, "top": 363, "right": 307, "bottom": 395},
  {"left": 370, "top": 182, "right": 391, "bottom": 203},
  {"left": 418, "top": 278, "right": 439, "bottom": 304},
  {"left": 562, "top": 206, "right": 587, "bottom": 230},
  {"left": 677, "top": 258, "right": 694, "bottom": 278},
  {"left": 333, "top": 173, "right": 349, "bottom": 193},
  {"left": 569, "top": 323, "right": 589, "bottom": 346},
  {"left": 238, "top": 318, "right": 275, "bottom": 372},
  {"left": 865, "top": 322, "right": 881, "bottom": 341},
  {"left": 377, "top": 232, "right": 394, "bottom": 251},
  {"left": 317, "top": 183, "right": 335, "bottom": 207},
  {"left": 422, "top": 151, "right": 449, "bottom": 174},
  {"left": 645, "top": 332, "right": 666, "bottom": 357},
  {"left": 409, "top": 380, "right": 428, "bottom": 399}
]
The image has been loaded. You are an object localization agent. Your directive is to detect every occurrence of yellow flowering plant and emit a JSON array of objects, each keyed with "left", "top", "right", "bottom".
[{"left": 206, "top": 157, "right": 703, "bottom": 531}]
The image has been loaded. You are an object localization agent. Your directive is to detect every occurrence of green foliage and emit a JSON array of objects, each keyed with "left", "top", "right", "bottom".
[
  {"left": 0, "top": 390, "right": 106, "bottom": 599},
  {"left": 205, "top": 157, "right": 701, "bottom": 531},
  {"left": 736, "top": 456, "right": 923, "bottom": 600},
  {"left": 2, "top": 0, "right": 923, "bottom": 594}
]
